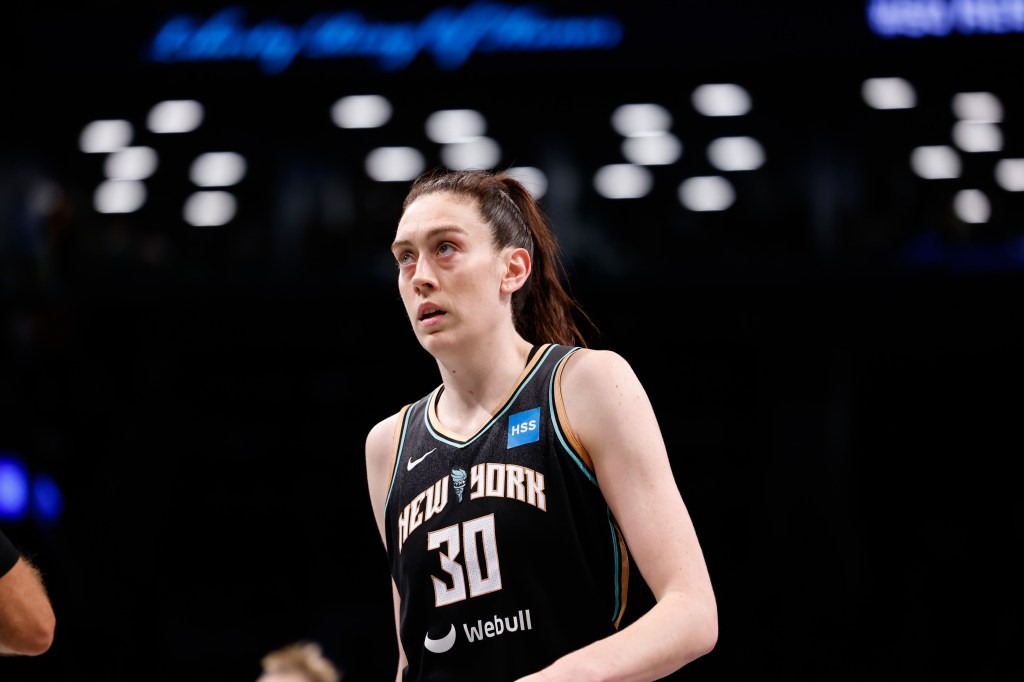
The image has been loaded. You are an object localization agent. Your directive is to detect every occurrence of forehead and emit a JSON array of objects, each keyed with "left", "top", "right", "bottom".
[{"left": 395, "top": 192, "right": 486, "bottom": 240}]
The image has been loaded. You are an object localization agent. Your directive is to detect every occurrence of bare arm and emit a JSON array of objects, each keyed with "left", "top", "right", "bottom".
[
  {"left": 390, "top": 578, "right": 407, "bottom": 682},
  {"left": 518, "top": 349, "right": 718, "bottom": 681},
  {"left": 365, "top": 414, "right": 409, "bottom": 682},
  {"left": 0, "top": 550, "right": 57, "bottom": 656}
]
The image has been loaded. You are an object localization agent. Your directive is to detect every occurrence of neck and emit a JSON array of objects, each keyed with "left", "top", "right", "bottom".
[{"left": 433, "top": 333, "right": 535, "bottom": 434}]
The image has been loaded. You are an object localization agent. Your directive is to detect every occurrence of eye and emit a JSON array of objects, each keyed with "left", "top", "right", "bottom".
[
  {"left": 437, "top": 242, "right": 456, "bottom": 256},
  {"left": 396, "top": 251, "right": 414, "bottom": 268}
]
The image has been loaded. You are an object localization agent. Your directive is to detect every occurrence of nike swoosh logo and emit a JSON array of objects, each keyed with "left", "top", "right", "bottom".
[
  {"left": 424, "top": 623, "right": 456, "bottom": 653},
  {"left": 407, "top": 448, "right": 436, "bottom": 471}
]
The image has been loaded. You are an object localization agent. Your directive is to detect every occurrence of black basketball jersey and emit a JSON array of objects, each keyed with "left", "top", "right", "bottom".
[{"left": 383, "top": 343, "right": 653, "bottom": 681}]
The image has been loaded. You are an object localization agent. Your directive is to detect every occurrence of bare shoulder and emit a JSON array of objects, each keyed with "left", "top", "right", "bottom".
[
  {"left": 366, "top": 412, "right": 400, "bottom": 461},
  {"left": 365, "top": 411, "right": 404, "bottom": 542},
  {"left": 366, "top": 411, "right": 403, "bottom": 485},
  {"left": 560, "top": 347, "right": 660, "bottom": 461},
  {"left": 561, "top": 347, "right": 643, "bottom": 395}
]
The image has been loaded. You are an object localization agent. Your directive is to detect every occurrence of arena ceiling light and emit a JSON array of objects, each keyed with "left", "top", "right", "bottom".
[
  {"left": 365, "top": 146, "right": 425, "bottom": 182},
  {"left": 910, "top": 145, "right": 961, "bottom": 180},
  {"left": 862, "top": 77, "right": 917, "bottom": 110},
  {"left": 79, "top": 119, "right": 133, "bottom": 153},
  {"left": 611, "top": 103, "right": 672, "bottom": 136},
  {"left": 183, "top": 190, "right": 237, "bottom": 227},
  {"left": 952, "top": 91, "right": 1002, "bottom": 122},
  {"left": 190, "top": 151, "right": 248, "bottom": 187},
  {"left": 506, "top": 166, "right": 548, "bottom": 199},
  {"left": 440, "top": 137, "right": 502, "bottom": 171},
  {"left": 995, "top": 159, "right": 1024, "bottom": 191},
  {"left": 678, "top": 176, "right": 735, "bottom": 212},
  {"left": 707, "top": 136, "right": 765, "bottom": 172},
  {"left": 691, "top": 83, "right": 752, "bottom": 117},
  {"left": 622, "top": 132, "right": 682, "bottom": 166},
  {"left": 593, "top": 164, "right": 652, "bottom": 199},
  {"left": 104, "top": 146, "right": 159, "bottom": 181},
  {"left": 93, "top": 179, "right": 147, "bottom": 213},
  {"left": 331, "top": 94, "right": 393, "bottom": 129},
  {"left": 953, "top": 189, "right": 990, "bottom": 224},
  {"left": 952, "top": 121, "right": 1002, "bottom": 153},
  {"left": 147, "top": 99, "right": 205, "bottom": 134},
  {"left": 425, "top": 109, "right": 488, "bottom": 144}
]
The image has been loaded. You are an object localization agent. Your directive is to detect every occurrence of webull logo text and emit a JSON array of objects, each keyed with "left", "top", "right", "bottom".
[{"left": 463, "top": 609, "right": 533, "bottom": 643}]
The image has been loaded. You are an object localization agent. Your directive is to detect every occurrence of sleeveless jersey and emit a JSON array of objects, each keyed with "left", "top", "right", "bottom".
[{"left": 383, "top": 343, "right": 653, "bottom": 681}]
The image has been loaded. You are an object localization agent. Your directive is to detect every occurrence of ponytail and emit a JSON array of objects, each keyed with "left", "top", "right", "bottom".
[{"left": 402, "top": 168, "right": 598, "bottom": 346}]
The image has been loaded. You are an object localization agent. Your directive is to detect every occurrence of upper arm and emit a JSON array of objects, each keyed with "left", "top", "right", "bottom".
[
  {"left": 366, "top": 412, "right": 402, "bottom": 546},
  {"left": 560, "top": 349, "right": 716, "bottom": 606},
  {"left": 0, "top": 556, "right": 56, "bottom": 656},
  {"left": 392, "top": 578, "right": 408, "bottom": 679},
  {"left": 365, "top": 413, "right": 409, "bottom": 677}
]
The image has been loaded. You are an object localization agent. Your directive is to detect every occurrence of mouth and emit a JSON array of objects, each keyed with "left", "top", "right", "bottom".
[{"left": 418, "top": 306, "right": 446, "bottom": 321}]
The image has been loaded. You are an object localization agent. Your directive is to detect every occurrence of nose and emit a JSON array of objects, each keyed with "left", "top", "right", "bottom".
[{"left": 411, "top": 257, "right": 437, "bottom": 292}]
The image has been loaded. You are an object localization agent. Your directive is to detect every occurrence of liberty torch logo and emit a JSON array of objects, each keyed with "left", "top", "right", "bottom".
[{"left": 451, "top": 467, "right": 467, "bottom": 501}]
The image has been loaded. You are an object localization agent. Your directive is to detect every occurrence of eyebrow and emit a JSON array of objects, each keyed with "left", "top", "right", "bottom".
[{"left": 391, "top": 224, "right": 468, "bottom": 251}]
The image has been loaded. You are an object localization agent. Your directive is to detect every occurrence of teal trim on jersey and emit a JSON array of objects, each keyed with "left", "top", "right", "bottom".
[
  {"left": 384, "top": 398, "right": 423, "bottom": 511},
  {"left": 421, "top": 384, "right": 458, "bottom": 445},
  {"left": 548, "top": 346, "right": 624, "bottom": 624},
  {"left": 389, "top": 344, "right": 565, "bottom": 509},
  {"left": 548, "top": 347, "right": 597, "bottom": 485},
  {"left": 607, "top": 508, "right": 624, "bottom": 623},
  {"left": 423, "top": 343, "right": 562, "bottom": 448}
]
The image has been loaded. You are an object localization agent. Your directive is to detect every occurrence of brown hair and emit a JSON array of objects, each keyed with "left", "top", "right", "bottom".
[
  {"left": 259, "top": 641, "right": 341, "bottom": 682},
  {"left": 402, "top": 168, "right": 597, "bottom": 347}
]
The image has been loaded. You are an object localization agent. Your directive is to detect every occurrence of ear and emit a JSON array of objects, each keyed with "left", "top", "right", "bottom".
[{"left": 500, "top": 247, "right": 532, "bottom": 294}]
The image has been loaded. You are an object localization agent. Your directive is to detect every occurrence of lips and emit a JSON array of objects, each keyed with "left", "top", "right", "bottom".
[{"left": 418, "top": 304, "right": 446, "bottom": 321}]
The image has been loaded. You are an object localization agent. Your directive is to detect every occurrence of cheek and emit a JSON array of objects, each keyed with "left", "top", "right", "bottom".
[{"left": 397, "top": 281, "right": 417, "bottom": 309}]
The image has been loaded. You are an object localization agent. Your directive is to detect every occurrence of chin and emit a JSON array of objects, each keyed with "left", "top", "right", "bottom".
[
  {"left": 415, "top": 328, "right": 440, "bottom": 349},
  {"left": 416, "top": 328, "right": 455, "bottom": 355}
]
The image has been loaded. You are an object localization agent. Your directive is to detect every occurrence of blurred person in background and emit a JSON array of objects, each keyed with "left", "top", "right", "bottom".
[
  {"left": 0, "top": 527, "right": 56, "bottom": 656},
  {"left": 365, "top": 168, "right": 718, "bottom": 681},
  {"left": 256, "top": 640, "right": 341, "bottom": 682}
]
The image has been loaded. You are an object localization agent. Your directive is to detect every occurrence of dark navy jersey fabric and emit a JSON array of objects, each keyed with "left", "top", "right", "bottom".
[{"left": 384, "top": 343, "right": 653, "bottom": 681}]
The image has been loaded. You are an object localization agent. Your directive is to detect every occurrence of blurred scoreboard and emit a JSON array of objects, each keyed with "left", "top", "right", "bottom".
[{"left": 5, "top": 1, "right": 1024, "bottom": 291}]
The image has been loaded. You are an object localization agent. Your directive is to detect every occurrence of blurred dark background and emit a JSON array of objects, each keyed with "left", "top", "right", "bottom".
[{"left": 2, "top": 1, "right": 1022, "bottom": 680}]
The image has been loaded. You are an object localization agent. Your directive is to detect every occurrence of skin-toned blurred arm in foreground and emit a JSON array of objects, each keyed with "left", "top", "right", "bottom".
[{"left": 0, "top": 529, "right": 56, "bottom": 656}]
